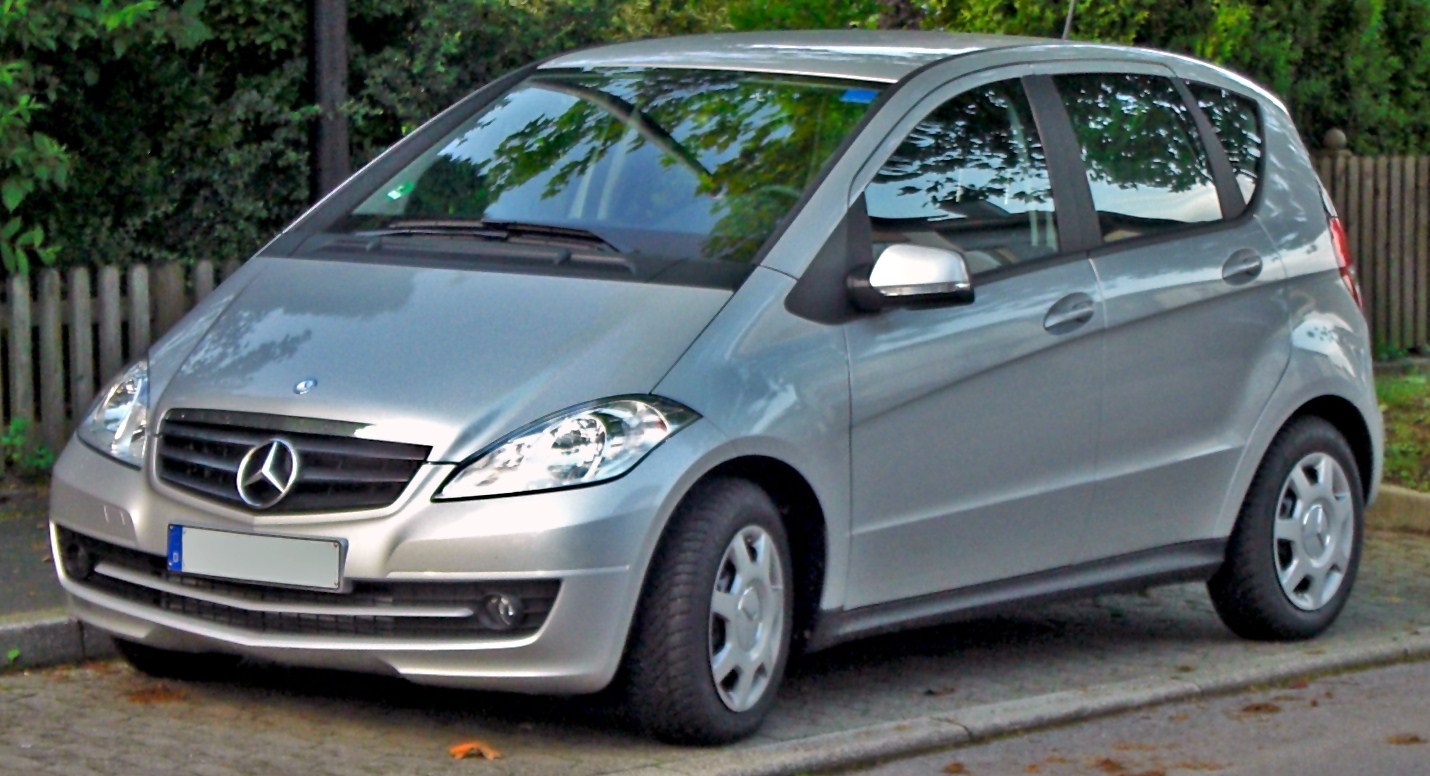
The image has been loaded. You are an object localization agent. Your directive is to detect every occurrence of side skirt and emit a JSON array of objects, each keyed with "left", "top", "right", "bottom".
[{"left": 807, "top": 539, "right": 1227, "bottom": 652}]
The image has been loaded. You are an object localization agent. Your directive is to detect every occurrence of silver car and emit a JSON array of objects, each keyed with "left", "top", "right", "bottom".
[{"left": 50, "top": 30, "right": 1382, "bottom": 743}]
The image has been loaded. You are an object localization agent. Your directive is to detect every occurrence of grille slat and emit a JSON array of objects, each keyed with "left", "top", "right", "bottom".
[
  {"left": 158, "top": 410, "right": 431, "bottom": 514},
  {"left": 61, "top": 528, "right": 559, "bottom": 639}
]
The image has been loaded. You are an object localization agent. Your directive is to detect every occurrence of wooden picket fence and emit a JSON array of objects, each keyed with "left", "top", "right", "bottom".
[
  {"left": 1315, "top": 154, "right": 1430, "bottom": 355},
  {"left": 1, "top": 155, "right": 1429, "bottom": 472},
  {"left": 0, "top": 259, "right": 241, "bottom": 474}
]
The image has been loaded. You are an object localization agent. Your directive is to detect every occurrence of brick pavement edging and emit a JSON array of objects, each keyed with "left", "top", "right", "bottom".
[{"left": 668, "top": 628, "right": 1430, "bottom": 776}]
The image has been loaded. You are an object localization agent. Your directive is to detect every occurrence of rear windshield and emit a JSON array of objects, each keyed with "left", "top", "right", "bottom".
[{"left": 336, "top": 69, "right": 882, "bottom": 265}]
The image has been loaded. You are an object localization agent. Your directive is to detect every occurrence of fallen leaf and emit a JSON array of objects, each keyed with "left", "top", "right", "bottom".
[
  {"left": 1170, "top": 761, "right": 1225, "bottom": 771},
  {"left": 1025, "top": 765, "right": 1041, "bottom": 773},
  {"left": 1386, "top": 734, "right": 1425, "bottom": 745},
  {"left": 1174, "top": 665, "right": 1196, "bottom": 673},
  {"left": 448, "top": 740, "right": 503, "bottom": 760},
  {"left": 1113, "top": 742, "right": 1161, "bottom": 752},
  {"left": 1309, "top": 699, "right": 1319, "bottom": 708},
  {"left": 1286, "top": 678, "right": 1310, "bottom": 689},
  {"left": 924, "top": 685, "right": 957, "bottom": 697},
  {"left": 942, "top": 763, "right": 969, "bottom": 774},
  {"left": 40, "top": 555, "right": 52, "bottom": 564},
  {"left": 1092, "top": 757, "right": 1126, "bottom": 773},
  {"left": 1126, "top": 770, "right": 1166, "bottom": 776},
  {"left": 126, "top": 685, "right": 188, "bottom": 704},
  {"left": 1167, "top": 712, "right": 1190, "bottom": 722},
  {"left": 1239, "top": 702, "right": 1281, "bottom": 714}
]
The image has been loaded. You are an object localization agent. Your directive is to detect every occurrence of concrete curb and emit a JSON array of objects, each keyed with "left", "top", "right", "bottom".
[
  {"left": 1369, "top": 484, "right": 1430, "bottom": 534},
  {"left": 683, "top": 628, "right": 1430, "bottom": 776},
  {"left": 0, "top": 610, "right": 115, "bottom": 672}
]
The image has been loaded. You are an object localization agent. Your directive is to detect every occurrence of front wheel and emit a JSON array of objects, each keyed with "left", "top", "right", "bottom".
[
  {"left": 1209, "top": 417, "right": 1364, "bottom": 640},
  {"left": 622, "top": 477, "right": 793, "bottom": 744}
]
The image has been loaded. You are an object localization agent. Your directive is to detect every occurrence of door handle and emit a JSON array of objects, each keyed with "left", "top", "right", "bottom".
[
  {"left": 1043, "top": 292, "right": 1096, "bottom": 332},
  {"left": 1221, "top": 249, "right": 1263, "bottom": 284}
]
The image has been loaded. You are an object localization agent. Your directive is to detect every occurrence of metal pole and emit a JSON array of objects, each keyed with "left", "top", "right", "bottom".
[
  {"left": 310, "top": 0, "right": 350, "bottom": 201},
  {"left": 1062, "top": 0, "right": 1077, "bottom": 39}
]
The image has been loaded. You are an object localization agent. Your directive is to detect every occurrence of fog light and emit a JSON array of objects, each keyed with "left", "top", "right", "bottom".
[
  {"left": 60, "top": 539, "right": 95, "bottom": 582},
  {"left": 480, "top": 594, "right": 525, "bottom": 631}
]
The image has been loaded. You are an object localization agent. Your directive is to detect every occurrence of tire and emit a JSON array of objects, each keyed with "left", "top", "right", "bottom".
[
  {"left": 114, "top": 638, "right": 242, "bottom": 681},
  {"left": 622, "top": 477, "right": 794, "bottom": 744},
  {"left": 1209, "top": 417, "right": 1364, "bottom": 640}
]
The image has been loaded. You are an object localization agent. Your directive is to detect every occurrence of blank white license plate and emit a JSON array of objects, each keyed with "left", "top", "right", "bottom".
[{"left": 167, "top": 525, "right": 343, "bottom": 590}]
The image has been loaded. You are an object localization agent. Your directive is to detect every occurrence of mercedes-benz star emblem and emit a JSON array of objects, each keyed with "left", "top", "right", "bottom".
[
  {"left": 236, "top": 439, "right": 301, "bottom": 509},
  {"left": 294, "top": 378, "right": 317, "bottom": 395}
]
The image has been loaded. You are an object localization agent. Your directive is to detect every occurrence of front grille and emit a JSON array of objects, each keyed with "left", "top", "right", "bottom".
[
  {"left": 157, "top": 409, "right": 430, "bottom": 513},
  {"left": 58, "top": 527, "right": 559, "bottom": 639}
]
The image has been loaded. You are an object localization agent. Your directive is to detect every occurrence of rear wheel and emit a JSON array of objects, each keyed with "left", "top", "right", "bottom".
[
  {"left": 1209, "top": 417, "right": 1364, "bottom": 640},
  {"left": 623, "top": 477, "right": 792, "bottom": 744},
  {"left": 114, "top": 638, "right": 242, "bottom": 681}
]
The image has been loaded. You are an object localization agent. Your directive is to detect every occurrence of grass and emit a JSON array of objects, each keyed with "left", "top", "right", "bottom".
[{"left": 1378, "top": 372, "right": 1430, "bottom": 492}]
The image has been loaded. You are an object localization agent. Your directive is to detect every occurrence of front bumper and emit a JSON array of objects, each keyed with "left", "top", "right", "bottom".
[{"left": 48, "top": 425, "right": 720, "bottom": 694}]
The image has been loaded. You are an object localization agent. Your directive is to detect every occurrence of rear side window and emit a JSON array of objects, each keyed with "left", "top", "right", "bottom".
[
  {"left": 1055, "top": 73, "right": 1221, "bottom": 243},
  {"left": 1188, "top": 82, "right": 1264, "bottom": 205},
  {"left": 864, "top": 79, "right": 1058, "bottom": 276}
]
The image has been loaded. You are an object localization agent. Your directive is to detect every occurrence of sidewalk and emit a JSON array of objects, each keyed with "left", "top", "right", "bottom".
[{"left": 3, "top": 485, "right": 1429, "bottom": 775}]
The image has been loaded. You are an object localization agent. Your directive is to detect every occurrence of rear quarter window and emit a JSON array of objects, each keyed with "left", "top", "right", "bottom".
[{"left": 1187, "top": 82, "right": 1265, "bottom": 207}]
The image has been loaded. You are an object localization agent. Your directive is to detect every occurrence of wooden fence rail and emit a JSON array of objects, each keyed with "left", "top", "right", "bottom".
[{"left": 1, "top": 155, "right": 1428, "bottom": 472}]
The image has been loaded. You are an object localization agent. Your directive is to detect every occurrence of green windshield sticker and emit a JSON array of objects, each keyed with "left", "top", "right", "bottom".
[{"left": 385, "top": 181, "right": 415, "bottom": 201}]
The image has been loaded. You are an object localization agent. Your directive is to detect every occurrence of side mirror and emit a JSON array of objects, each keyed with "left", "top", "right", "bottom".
[{"left": 847, "top": 244, "right": 975, "bottom": 312}]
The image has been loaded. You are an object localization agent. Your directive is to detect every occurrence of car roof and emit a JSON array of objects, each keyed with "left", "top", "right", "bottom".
[{"left": 539, "top": 29, "right": 1057, "bottom": 83}]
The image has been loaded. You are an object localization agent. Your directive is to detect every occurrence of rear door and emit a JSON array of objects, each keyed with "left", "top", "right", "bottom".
[{"left": 1051, "top": 70, "right": 1289, "bottom": 555}]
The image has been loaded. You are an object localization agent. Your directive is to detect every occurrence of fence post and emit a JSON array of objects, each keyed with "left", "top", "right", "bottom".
[
  {"left": 69, "top": 266, "right": 95, "bottom": 432},
  {"left": 127, "top": 264, "right": 151, "bottom": 358},
  {"left": 7, "top": 274, "right": 34, "bottom": 453},
  {"left": 153, "top": 262, "right": 187, "bottom": 338},
  {"left": 193, "top": 259, "right": 216, "bottom": 304},
  {"left": 97, "top": 265, "right": 122, "bottom": 382},
  {"left": 38, "top": 269, "right": 64, "bottom": 452}
]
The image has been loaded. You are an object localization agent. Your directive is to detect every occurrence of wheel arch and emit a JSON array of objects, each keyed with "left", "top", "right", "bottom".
[
  {"left": 1286, "top": 394, "right": 1376, "bottom": 501},
  {"left": 693, "top": 456, "right": 828, "bottom": 654}
]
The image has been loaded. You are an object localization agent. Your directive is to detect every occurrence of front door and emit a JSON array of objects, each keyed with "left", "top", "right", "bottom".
[{"left": 844, "top": 75, "right": 1105, "bottom": 607}]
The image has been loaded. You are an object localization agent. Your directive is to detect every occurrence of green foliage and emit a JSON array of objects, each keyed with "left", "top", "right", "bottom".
[
  {"left": 6, "top": 0, "right": 1430, "bottom": 278},
  {"left": 0, "top": 418, "right": 54, "bottom": 479},
  {"left": 4, "top": 647, "right": 18, "bottom": 664},
  {"left": 1377, "top": 372, "right": 1430, "bottom": 492}
]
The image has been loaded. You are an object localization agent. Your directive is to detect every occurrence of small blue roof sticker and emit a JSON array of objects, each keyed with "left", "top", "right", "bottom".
[{"left": 841, "top": 88, "right": 879, "bottom": 104}]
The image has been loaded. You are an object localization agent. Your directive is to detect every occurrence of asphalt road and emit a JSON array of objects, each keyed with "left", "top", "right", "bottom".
[{"left": 860, "top": 658, "right": 1430, "bottom": 776}]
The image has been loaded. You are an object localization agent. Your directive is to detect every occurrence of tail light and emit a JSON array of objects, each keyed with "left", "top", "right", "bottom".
[{"left": 1328, "top": 215, "right": 1362, "bottom": 309}]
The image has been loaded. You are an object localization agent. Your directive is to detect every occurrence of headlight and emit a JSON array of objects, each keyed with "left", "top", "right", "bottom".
[
  {"left": 77, "top": 359, "right": 150, "bottom": 467},
  {"left": 434, "top": 397, "right": 698, "bottom": 500}
]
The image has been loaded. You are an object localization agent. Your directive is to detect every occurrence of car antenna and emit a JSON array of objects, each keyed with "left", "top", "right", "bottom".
[{"left": 1062, "top": 0, "right": 1076, "bottom": 39}]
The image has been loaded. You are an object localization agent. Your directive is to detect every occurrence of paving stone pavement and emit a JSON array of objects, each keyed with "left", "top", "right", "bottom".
[{"left": 2, "top": 529, "right": 1429, "bottom": 775}]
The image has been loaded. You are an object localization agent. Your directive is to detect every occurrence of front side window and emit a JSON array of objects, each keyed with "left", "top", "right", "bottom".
[
  {"left": 1056, "top": 73, "right": 1221, "bottom": 243},
  {"left": 1188, "top": 82, "right": 1264, "bottom": 206},
  {"left": 340, "top": 69, "right": 881, "bottom": 265},
  {"left": 865, "top": 79, "right": 1058, "bottom": 275}
]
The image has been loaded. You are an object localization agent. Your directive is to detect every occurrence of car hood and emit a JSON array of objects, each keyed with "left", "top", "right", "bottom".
[{"left": 151, "top": 257, "right": 732, "bottom": 460}]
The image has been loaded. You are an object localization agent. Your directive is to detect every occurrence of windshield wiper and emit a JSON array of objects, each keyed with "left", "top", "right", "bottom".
[{"left": 371, "top": 218, "right": 622, "bottom": 252}]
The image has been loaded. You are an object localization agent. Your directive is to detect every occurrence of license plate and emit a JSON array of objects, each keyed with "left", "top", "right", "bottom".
[{"left": 167, "top": 525, "right": 343, "bottom": 590}]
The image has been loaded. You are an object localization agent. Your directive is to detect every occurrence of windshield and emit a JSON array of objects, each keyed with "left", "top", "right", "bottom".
[{"left": 337, "top": 69, "right": 882, "bottom": 264}]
